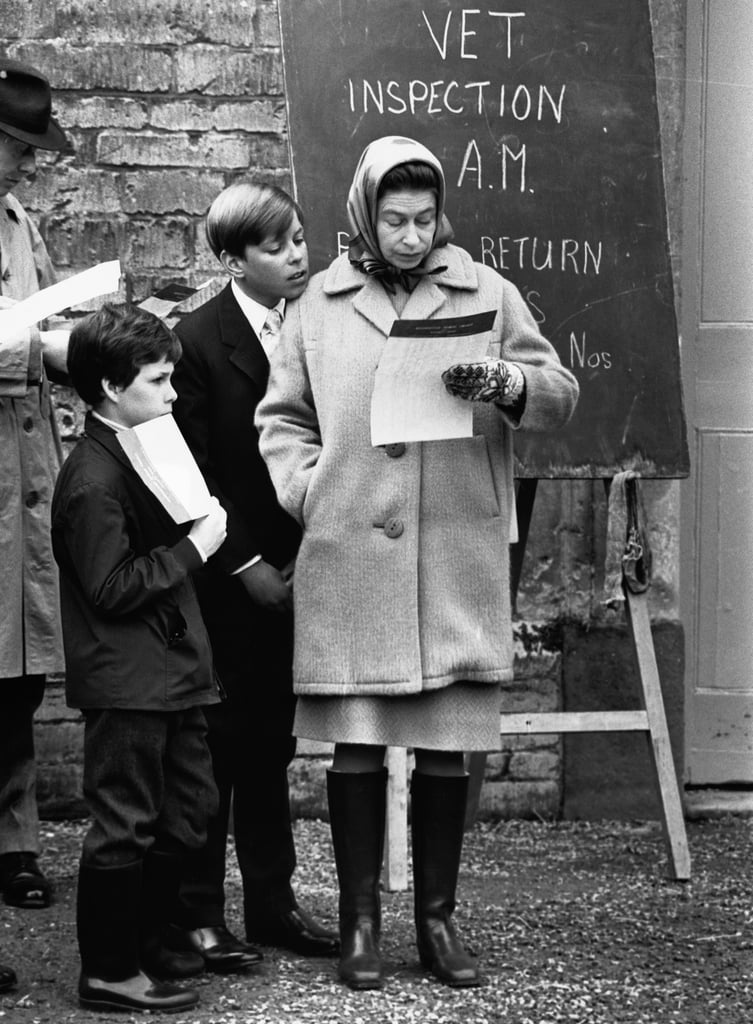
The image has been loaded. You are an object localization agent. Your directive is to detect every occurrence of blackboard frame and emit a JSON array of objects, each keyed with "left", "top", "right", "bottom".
[{"left": 278, "top": 0, "right": 689, "bottom": 480}]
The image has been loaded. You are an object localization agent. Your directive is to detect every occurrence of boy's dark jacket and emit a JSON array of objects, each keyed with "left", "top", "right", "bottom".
[{"left": 51, "top": 412, "right": 221, "bottom": 711}]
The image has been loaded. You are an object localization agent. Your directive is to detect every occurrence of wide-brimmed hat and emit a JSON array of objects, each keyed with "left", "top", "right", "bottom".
[{"left": 0, "top": 58, "right": 67, "bottom": 151}]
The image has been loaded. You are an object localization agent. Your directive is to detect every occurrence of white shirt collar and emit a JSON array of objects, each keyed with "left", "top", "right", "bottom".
[
  {"left": 92, "top": 410, "right": 127, "bottom": 432},
  {"left": 230, "top": 279, "right": 285, "bottom": 340}
]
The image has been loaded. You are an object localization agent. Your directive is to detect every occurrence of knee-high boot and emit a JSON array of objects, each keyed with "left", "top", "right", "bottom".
[
  {"left": 410, "top": 772, "right": 481, "bottom": 987},
  {"left": 326, "top": 768, "right": 387, "bottom": 990},
  {"left": 77, "top": 860, "right": 199, "bottom": 1013}
]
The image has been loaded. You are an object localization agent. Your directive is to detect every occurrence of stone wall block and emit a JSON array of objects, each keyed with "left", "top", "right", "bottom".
[
  {"left": 175, "top": 46, "right": 282, "bottom": 96},
  {"left": 44, "top": 215, "right": 123, "bottom": 267},
  {"left": 255, "top": 2, "right": 281, "bottom": 47},
  {"left": 17, "top": 168, "right": 123, "bottom": 215},
  {"left": 121, "top": 170, "right": 226, "bottom": 215},
  {"left": 123, "top": 217, "right": 193, "bottom": 270},
  {"left": 483, "top": 752, "right": 512, "bottom": 782},
  {"left": 1, "top": 0, "right": 56, "bottom": 39},
  {"left": 288, "top": 757, "right": 330, "bottom": 821},
  {"left": 52, "top": 0, "right": 257, "bottom": 46},
  {"left": 149, "top": 99, "right": 285, "bottom": 134},
  {"left": 508, "top": 750, "right": 561, "bottom": 782},
  {"left": 57, "top": 96, "right": 148, "bottom": 130},
  {"left": 96, "top": 131, "right": 283, "bottom": 170},
  {"left": 478, "top": 780, "right": 560, "bottom": 821},
  {"left": 8, "top": 42, "right": 174, "bottom": 92},
  {"left": 51, "top": 386, "right": 86, "bottom": 445}
]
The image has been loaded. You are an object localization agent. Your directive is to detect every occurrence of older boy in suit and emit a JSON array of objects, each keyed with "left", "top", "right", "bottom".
[{"left": 170, "top": 182, "right": 337, "bottom": 970}]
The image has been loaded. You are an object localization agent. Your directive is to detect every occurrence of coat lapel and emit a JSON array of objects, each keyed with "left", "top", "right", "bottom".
[{"left": 217, "top": 284, "right": 268, "bottom": 389}]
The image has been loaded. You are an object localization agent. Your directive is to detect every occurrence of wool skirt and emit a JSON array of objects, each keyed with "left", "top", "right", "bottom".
[{"left": 293, "top": 680, "right": 501, "bottom": 751}]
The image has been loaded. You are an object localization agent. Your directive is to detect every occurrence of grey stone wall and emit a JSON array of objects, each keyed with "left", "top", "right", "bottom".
[{"left": 1, "top": 0, "right": 688, "bottom": 821}]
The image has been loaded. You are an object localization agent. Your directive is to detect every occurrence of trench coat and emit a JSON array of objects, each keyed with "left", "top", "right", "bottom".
[
  {"left": 0, "top": 193, "right": 64, "bottom": 678},
  {"left": 256, "top": 244, "right": 579, "bottom": 697}
]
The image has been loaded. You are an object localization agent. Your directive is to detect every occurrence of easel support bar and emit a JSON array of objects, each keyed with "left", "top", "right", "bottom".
[{"left": 497, "top": 710, "right": 649, "bottom": 733}]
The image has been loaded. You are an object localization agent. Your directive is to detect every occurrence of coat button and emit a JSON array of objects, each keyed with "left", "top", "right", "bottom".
[
  {"left": 23, "top": 416, "right": 34, "bottom": 433},
  {"left": 25, "top": 490, "right": 38, "bottom": 508},
  {"left": 384, "top": 443, "right": 406, "bottom": 458},
  {"left": 384, "top": 517, "right": 404, "bottom": 539}
]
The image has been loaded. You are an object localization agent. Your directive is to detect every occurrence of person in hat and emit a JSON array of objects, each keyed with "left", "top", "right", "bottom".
[{"left": 0, "top": 58, "right": 70, "bottom": 920}]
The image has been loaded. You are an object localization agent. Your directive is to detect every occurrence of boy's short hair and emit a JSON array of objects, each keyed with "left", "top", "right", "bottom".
[
  {"left": 67, "top": 302, "right": 182, "bottom": 407},
  {"left": 205, "top": 181, "right": 304, "bottom": 260}
]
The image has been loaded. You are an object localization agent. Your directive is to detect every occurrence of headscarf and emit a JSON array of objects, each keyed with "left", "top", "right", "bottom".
[{"left": 346, "top": 136, "right": 454, "bottom": 293}]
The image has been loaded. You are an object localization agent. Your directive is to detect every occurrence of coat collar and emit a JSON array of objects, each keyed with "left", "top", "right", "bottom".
[
  {"left": 83, "top": 411, "right": 134, "bottom": 472},
  {"left": 322, "top": 244, "right": 479, "bottom": 337},
  {"left": 216, "top": 282, "right": 268, "bottom": 388}
]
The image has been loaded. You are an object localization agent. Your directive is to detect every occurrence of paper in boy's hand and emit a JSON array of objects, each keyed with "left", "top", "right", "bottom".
[
  {"left": 370, "top": 311, "right": 496, "bottom": 447},
  {"left": 118, "top": 413, "right": 212, "bottom": 524}
]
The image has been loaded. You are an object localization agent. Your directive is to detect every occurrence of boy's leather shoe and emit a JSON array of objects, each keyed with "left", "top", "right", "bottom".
[
  {"left": 246, "top": 902, "right": 339, "bottom": 956},
  {"left": 78, "top": 970, "right": 199, "bottom": 1013},
  {"left": 171, "top": 925, "right": 262, "bottom": 973}
]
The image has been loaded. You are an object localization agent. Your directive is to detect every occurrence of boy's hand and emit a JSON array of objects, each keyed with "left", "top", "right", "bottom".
[
  {"left": 189, "top": 497, "right": 227, "bottom": 558},
  {"left": 238, "top": 559, "right": 293, "bottom": 614}
]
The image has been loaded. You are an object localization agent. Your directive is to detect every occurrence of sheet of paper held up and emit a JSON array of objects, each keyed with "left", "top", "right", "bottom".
[
  {"left": 370, "top": 311, "right": 497, "bottom": 447},
  {"left": 0, "top": 260, "right": 121, "bottom": 335},
  {"left": 118, "top": 413, "right": 212, "bottom": 524}
]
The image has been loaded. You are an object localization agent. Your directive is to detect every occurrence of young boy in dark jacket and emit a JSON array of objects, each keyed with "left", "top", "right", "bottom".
[{"left": 51, "top": 304, "right": 227, "bottom": 1014}]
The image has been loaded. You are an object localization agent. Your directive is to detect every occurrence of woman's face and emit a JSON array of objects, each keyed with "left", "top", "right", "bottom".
[{"left": 375, "top": 188, "right": 437, "bottom": 270}]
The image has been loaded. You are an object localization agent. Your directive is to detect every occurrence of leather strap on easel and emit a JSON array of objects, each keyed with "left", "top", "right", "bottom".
[{"left": 603, "top": 470, "right": 652, "bottom": 606}]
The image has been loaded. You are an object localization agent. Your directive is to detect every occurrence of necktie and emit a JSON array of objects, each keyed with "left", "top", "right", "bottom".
[{"left": 262, "top": 307, "right": 283, "bottom": 347}]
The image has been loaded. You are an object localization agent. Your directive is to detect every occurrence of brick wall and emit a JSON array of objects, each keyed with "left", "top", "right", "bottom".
[{"left": 2, "top": 0, "right": 687, "bottom": 822}]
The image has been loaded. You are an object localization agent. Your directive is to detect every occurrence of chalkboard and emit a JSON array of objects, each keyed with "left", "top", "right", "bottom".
[{"left": 278, "top": 0, "right": 688, "bottom": 479}]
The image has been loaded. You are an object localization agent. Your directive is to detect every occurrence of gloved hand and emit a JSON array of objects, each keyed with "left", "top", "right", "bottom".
[{"left": 442, "top": 358, "right": 525, "bottom": 405}]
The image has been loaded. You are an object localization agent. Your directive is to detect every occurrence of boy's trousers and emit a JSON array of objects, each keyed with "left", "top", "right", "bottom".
[{"left": 80, "top": 706, "right": 218, "bottom": 867}]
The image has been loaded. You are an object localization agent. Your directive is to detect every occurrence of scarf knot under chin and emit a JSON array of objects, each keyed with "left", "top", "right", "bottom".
[{"left": 349, "top": 248, "right": 447, "bottom": 295}]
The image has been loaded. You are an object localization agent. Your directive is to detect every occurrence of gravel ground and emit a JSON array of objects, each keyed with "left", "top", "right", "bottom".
[{"left": 1, "top": 815, "right": 752, "bottom": 1024}]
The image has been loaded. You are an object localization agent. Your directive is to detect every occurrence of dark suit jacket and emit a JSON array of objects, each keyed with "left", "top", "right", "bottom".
[
  {"left": 172, "top": 283, "right": 301, "bottom": 705},
  {"left": 51, "top": 413, "right": 219, "bottom": 712}
]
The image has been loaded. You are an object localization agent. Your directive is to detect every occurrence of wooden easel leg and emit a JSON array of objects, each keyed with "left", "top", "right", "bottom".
[
  {"left": 383, "top": 746, "right": 409, "bottom": 892},
  {"left": 624, "top": 587, "right": 691, "bottom": 881},
  {"left": 464, "top": 752, "right": 486, "bottom": 830}
]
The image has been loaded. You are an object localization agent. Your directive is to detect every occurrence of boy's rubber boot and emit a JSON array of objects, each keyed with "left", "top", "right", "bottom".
[
  {"left": 410, "top": 772, "right": 482, "bottom": 987},
  {"left": 326, "top": 768, "right": 387, "bottom": 990},
  {"left": 77, "top": 859, "right": 199, "bottom": 1013}
]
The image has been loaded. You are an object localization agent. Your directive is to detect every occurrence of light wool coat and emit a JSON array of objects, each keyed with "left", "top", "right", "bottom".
[{"left": 256, "top": 244, "right": 578, "bottom": 697}]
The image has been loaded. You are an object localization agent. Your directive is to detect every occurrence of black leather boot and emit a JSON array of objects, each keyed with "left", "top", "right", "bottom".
[
  {"left": 77, "top": 860, "right": 199, "bottom": 1013},
  {"left": 140, "top": 850, "right": 204, "bottom": 979},
  {"left": 411, "top": 772, "right": 481, "bottom": 987},
  {"left": 326, "top": 768, "right": 387, "bottom": 990}
]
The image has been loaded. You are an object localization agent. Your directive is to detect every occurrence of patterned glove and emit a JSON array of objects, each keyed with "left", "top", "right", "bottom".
[{"left": 442, "top": 359, "right": 525, "bottom": 406}]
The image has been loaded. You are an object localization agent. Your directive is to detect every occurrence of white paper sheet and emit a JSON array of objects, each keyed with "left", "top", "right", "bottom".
[
  {"left": 118, "top": 414, "right": 212, "bottom": 524},
  {"left": 370, "top": 334, "right": 490, "bottom": 446},
  {"left": 0, "top": 260, "right": 121, "bottom": 335}
]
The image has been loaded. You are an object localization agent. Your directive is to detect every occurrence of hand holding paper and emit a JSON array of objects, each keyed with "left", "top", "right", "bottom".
[
  {"left": 188, "top": 496, "right": 227, "bottom": 558},
  {"left": 370, "top": 311, "right": 497, "bottom": 446},
  {"left": 442, "top": 359, "right": 525, "bottom": 406}
]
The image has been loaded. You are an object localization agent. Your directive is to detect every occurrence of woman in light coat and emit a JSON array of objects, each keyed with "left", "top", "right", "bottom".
[{"left": 256, "top": 136, "right": 579, "bottom": 991}]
